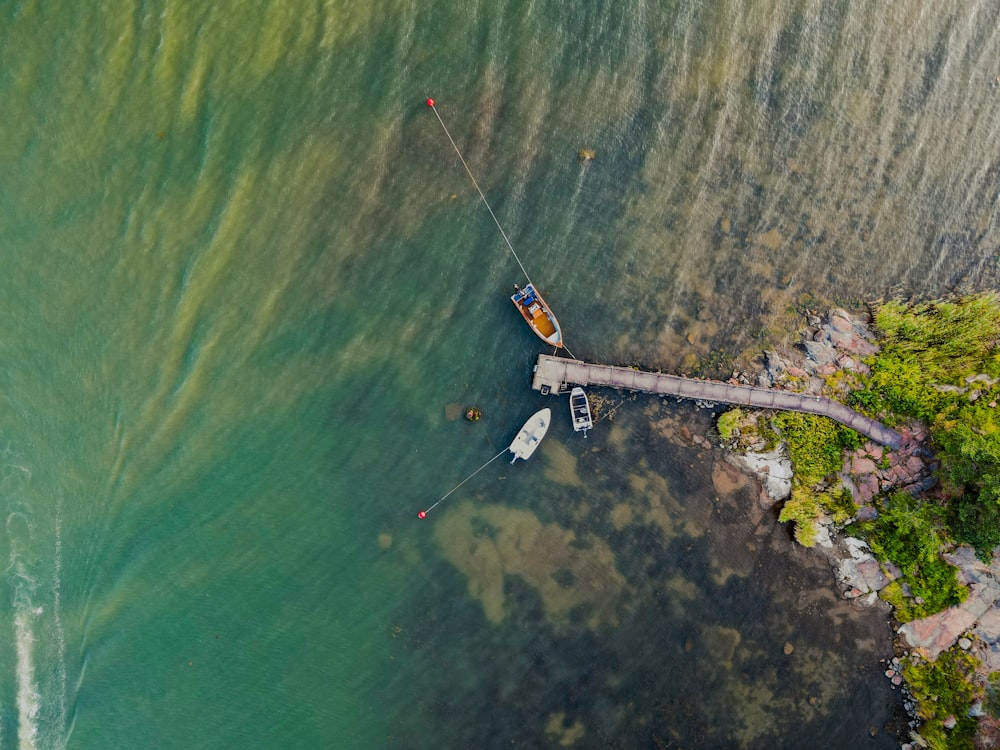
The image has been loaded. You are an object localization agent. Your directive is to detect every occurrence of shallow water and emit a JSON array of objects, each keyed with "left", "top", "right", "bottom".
[{"left": 2, "top": 0, "right": 999, "bottom": 747}]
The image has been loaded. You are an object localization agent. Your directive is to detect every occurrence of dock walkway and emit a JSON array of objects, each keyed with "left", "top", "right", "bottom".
[{"left": 531, "top": 354, "right": 901, "bottom": 449}]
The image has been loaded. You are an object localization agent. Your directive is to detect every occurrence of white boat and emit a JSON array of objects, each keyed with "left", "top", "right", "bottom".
[
  {"left": 569, "top": 387, "right": 593, "bottom": 437},
  {"left": 508, "top": 408, "right": 551, "bottom": 463}
]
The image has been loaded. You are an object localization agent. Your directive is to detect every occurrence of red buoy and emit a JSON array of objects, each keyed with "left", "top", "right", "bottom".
[
  {"left": 426, "top": 98, "right": 436, "bottom": 107},
  {"left": 418, "top": 510, "right": 427, "bottom": 519}
]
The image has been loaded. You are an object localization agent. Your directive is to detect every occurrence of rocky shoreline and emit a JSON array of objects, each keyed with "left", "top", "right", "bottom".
[{"left": 722, "top": 307, "right": 1000, "bottom": 747}]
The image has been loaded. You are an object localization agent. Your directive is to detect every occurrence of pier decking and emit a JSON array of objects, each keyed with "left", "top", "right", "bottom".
[{"left": 531, "top": 354, "right": 902, "bottom": 449}]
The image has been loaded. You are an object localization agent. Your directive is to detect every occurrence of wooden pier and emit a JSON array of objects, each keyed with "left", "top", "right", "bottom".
[{"left": 531, "top": 354, "right": 902, "bottom": 449}]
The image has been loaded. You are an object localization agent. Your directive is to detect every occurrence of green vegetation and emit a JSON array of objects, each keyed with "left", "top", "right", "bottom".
[
  {"left": 854, "top": 490, "right": 966, "bottom": 622},
  {"left": 777, "top": 486, "right": 822, "bottom": 546},
  {"left": 985, "top": 672, "right": 1000, "bottom": 718},
  {"left": 716, "top": 407, "right": 744, "bottom": 441},
  {"left": 852, "top": 294, "right": 1000, "bottom": 559},
  {"left": 763, "top": 412, "right": 861, "bottom": 545},
  {"left": 773, "top": 411, "right": 860, "bottom": 485},
  {"left": 718, "top": 293, "right": 1000, "bottom": 746},
  {"left": 903, "top": 645, "right": 980, "bottom": 749},
  {"left": 714, "top": 406, "right": 779, "bottom": 451}
]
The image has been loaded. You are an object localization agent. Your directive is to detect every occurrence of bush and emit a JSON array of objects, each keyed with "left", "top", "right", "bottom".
[
  {"left": 855, "top": 491, "right": 966, "bottom": 621},
  {"left": 854, "top": 294, "right": 1000, "bottom": 422},
  {"left": 950, "top": 484, "right": 1000, "bottom": 562},
  {"left": 904, "top": 645, "right": 979, "bottom": 749},
  {"left": 772, "top": 412, "right": 848, "bottom": 487},
  {"left": 768, "top": 413, "right": 861, "bottom": 541},
  {"left": 777, "top": 486, "right": 820, "bottom": 547},
  {"left": 717, "top": 408, "right": 744, "bottom": 441}
]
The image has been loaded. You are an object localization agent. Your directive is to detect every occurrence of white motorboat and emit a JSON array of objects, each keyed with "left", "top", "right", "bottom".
[
  {"left": 569, "top": 387, "right": 593, "bottom": 437},
  {"left": 508, "top": 408, "right": 551, "bottom": 463}
]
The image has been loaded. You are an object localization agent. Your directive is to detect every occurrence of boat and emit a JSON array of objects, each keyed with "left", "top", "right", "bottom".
[
  {"left": 569, "top": 387, "right": 593, "bottom": 437},
  {"left": 508, "top": 407, "right": 551, "bottom": 463},
  {"left": 426, "top": 99, "right": 568, "bottom": 350},
  {"left": 511, "top": 284, "right": 563, "bottom": 348}
]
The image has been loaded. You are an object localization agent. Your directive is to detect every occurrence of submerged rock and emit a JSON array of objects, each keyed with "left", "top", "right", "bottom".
[{"left": 729, "top": 447, "right": 793, "bottom": 502}]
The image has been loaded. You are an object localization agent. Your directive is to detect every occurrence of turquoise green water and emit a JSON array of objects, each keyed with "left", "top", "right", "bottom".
[{"left": 2, "top": 0, "right": 1000, "bottom": 747}]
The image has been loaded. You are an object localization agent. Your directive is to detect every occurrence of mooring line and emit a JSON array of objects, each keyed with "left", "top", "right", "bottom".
[
  {"left": 426, "top": 98, "right": 533, "bottom": 287},
  {"left": 418, "top": 447, "right": 507, "bottom": 519}
]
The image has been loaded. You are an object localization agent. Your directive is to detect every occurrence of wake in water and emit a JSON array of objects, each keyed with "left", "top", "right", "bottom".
[
  {"left": 3, "top": 493, "right": 68, "bottom": 750},
  {"left": 14, "top": 604, "right": 42, "bottom": 750}
]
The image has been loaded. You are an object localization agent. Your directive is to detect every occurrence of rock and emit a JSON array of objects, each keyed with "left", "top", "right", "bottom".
[
  {"left": 900, "top": 569, "right": 1000, "bottom": 659},
  {"left": 851, "top": 457, "right": 878, "bottom": 476},
  {"left": 943, "top": 715, "right": 957, "bottom": 730},
  {"left": 900, "top": 606, "right": 979, "bottom": 660},
  {"left": 829, "top": 314, "right": 854, "bottom": 333},
  {"left": 856, "top": 474, "right": 880, "bottom": 503},
  {"left": 844, "top": 536, "right": 871, "bottom": 557},
  {"left": 813, "top": 328, "right": 833, "bottom": 345},
  {"left": 813, "top": 521, "right": 834, "bottom": 548},
  {"left": 764, "top": 350, "right": 786, "bottom": 379},
  {"left": 712, "top": 460, "right": 749, "bottom": 494},
  {"left": 830, "top": 331, "right": 878, "bottom": 356},
  {"left": 883, "top": 561, "right": 902, "bottom": 580},
  {"left": 965, "top": 373, "right": 999, "bottom": 385},
  {"left": 855, "top": 505, "right": 878, "bottom": 522},
  {"left": 959, "top": 637, "right": 972, "bottom": 650},
  {"left": 836, "top": 354, "right": 859, "bottom": 371},
  {"left": 837, "top": 538, "right": 891, "bottom": 593},
  {"left": 857, "top": 559, "right": 890, "bottom": 591},
  {"left": 801, "top": 340, "right": 837, "bottom": 365},
  {"left": 731, "top": 448, "right": 793, "bottom": 501},
  {"left": 976, "top": 605, "right": 1000, "bottom": 641}
]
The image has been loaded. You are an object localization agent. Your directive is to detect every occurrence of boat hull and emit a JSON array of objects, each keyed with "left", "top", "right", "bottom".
[
  {"left": 569, "top": 387, "right": 593, "bottom": 436},
  {"left": 511, "top": 284, "right": 563, "bottom": 348},
  {"left": 508, "top": 407, "right": 551, "bottom": 463}
]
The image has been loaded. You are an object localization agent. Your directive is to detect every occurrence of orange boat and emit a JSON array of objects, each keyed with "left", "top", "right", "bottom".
[{"left": 511, "top": 284, "right": 563, "bottom": 348}]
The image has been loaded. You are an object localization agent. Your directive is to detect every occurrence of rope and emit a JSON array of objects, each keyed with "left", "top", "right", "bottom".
[
  {"left": 428, "top": 101, "right": 533, "bottom": 286},
  {"left": 419, "top": 447, "right": 507, "bottom": 518}
]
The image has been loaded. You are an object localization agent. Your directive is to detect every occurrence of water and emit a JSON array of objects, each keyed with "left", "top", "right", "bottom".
[{"left": 1, "top": 0, "right": 999, "bottom": 747}]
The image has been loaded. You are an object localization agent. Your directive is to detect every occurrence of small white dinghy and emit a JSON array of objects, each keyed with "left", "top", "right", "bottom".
[
  {"left": 569, "top": 387, "right": 593, "bottom": 437},
  {"left": 508, "top": 408, "right": 551, "bottom": 463}
]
